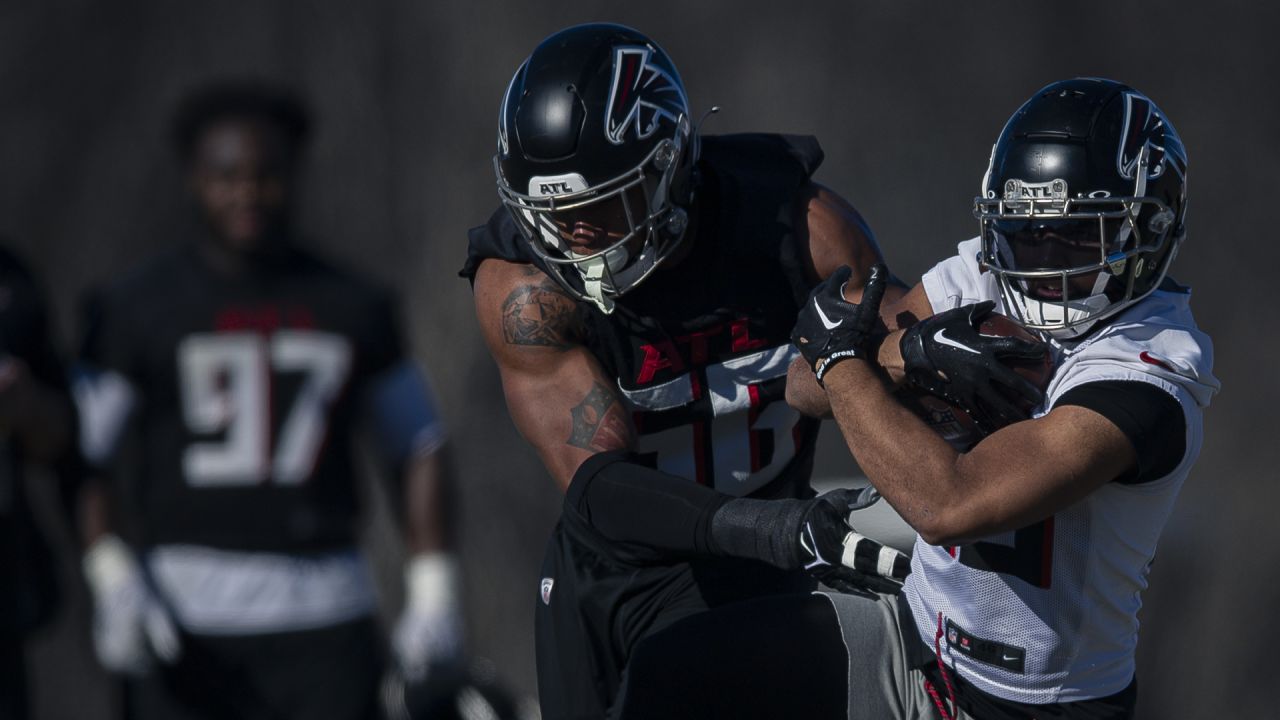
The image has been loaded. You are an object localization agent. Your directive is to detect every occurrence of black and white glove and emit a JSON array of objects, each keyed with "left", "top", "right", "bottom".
[
  {"left": 710, "top": 487, "right": 908, "bottom": 594},
  {"left": 792, "top": 264, "right": 890, "bottom": 384},
  {"left": 82, "top": 535, "right": 181, "bottom": 675},
  {"left": 819, "top": 529, "right": 912, "bottom": 596},
  {"left": 797, "top": 488, "right": 911, "bottom": 596},
  {"left": 900, "top": 301, "right": 1047, "bottom": 434}
]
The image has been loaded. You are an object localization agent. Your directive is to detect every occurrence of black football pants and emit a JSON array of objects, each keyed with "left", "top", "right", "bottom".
[
  {"left": 124, "top": 616, "right": 383, "bottom": 720},
  {"left": 534, "top": 509, "right": 815, "bottom": 720}
]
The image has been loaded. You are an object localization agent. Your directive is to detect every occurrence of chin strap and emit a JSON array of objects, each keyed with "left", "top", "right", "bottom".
[{"left": 579, "top": 259, "right": 616, "bottom": 314}]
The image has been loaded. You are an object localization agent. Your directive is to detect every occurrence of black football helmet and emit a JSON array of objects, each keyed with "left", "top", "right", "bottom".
[
  {"left": 494, "top": 23, "right": 696, "bottom": 314},
  {"left": 975, "top": 78, "right": 1188, "bottom": 339}
]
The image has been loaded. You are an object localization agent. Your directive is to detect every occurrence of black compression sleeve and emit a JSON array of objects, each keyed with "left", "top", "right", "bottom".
[
  {"left": 1054, "top": 380, "right": 1186, "bottom": 484},
  {"left": 566, "top": 452, "right": 729, "bottom": 557}
]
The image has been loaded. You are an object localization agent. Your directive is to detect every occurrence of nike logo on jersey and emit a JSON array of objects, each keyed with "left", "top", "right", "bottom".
[
  {"left": 814, "top": 299, "right": 843, "bottom": 330},
  {"left": 944, "top": 618, "right": 1026, "bottom": 673},
  {"left": 933, "top": 328, "right": 980, "bottom": 354}
]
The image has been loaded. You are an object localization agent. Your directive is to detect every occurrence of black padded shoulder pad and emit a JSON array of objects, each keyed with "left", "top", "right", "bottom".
[
  {"left": 460, "top": 206, "right": 535, "bottom": 283},
  {"left": 699, "top": 134, "right": 823, "bottom": 190}
]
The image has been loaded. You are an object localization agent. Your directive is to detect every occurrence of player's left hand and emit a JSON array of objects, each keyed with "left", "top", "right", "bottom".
[
  {"left": 899, "top": 300, "right": 1047, "bottom": 434},
  {"left": 392, "top": 553, "right": 464, "bottom": 682},
  {"left": 792, "top": 264, "right": 889, "bottom": 384}
]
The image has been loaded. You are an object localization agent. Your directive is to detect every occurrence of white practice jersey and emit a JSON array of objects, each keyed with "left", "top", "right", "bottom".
[{"left": 904, "top": 238, "right": 1220, "bottom": 704}]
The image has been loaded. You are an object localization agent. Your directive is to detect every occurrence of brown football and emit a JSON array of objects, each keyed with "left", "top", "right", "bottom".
[{"left": 895, "top": 312, "right": 1054, "bottom": 451}]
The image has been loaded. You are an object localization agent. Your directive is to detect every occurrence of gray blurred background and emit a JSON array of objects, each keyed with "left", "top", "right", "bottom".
[{"left": 1, "top": 0, "right": 1274, "bottom": 717}]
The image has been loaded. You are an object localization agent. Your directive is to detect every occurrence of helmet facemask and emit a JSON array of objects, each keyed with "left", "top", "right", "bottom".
[
  {"left": 976, "top": 146, "right": 1181, "bottom": 339},
  {"left": 496, "top": 125, "right": 691, "bottom": 314}
]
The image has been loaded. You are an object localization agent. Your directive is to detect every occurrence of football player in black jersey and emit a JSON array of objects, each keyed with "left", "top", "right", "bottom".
[
  {"left": 0, "top": 243, "right": 77, "bottom": 720},
  {"left": 461, "top": 23, "right": 900, "bottom": 719},
  {"left": 74, "top": 82, "right": 461, "bottom": 720}
]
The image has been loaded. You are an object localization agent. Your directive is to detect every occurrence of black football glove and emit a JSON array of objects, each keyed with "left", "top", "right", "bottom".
[
  {"left": 792, "top": 264, "right": 890, "bottom": 384},
  {"left": 798, "top": 488, "right": 911, "bottom": 596},
  {"left": 899, "top": 301, "right": 1047, "bottom": 435}
]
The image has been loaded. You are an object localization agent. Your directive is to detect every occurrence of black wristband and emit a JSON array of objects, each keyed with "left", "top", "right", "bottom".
[
  {"left": 710, "top": 497, "right": 809, "bottom": 569},
  {"left": 813, "top": 347, "right": 868, "bottom": 385}
]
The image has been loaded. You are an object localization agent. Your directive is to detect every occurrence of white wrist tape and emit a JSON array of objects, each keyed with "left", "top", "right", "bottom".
[{"left": 404, "top": 552, "right": 461, "bottom": 616}]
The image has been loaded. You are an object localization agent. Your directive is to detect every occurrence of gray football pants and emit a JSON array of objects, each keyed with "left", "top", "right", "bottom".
[{"left": 822, "top": 589, "right": 971, "bottom": 720}]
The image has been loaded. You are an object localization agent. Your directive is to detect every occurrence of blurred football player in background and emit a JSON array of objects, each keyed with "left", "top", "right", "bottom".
[
  {"left": 613, "top": 78, "right": 1219, "bottom": 719},
  {"left": 462, "top": 22, "right": 898, "bottom": 719},
  {"left": 0, "top": 243, "right": 77, "bottom": 720},
  {"left": 74, "top": 81, "right": 461, "bottom": 720}
]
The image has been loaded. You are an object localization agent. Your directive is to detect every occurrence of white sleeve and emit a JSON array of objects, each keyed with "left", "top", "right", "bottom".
[{"left": 919, "top": 237, "right": 1001, "bottom": 314}]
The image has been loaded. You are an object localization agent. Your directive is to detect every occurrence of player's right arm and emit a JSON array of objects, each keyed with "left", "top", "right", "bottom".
[
  {"left": 73, "top": 288, "right": 181, "bottom": 673},
  {"left": 472, "top": 258, "right": 635, "bottom": 491}
]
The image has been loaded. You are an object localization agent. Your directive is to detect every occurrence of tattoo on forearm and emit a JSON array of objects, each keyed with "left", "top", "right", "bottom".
[
  {"left": 567, "top": 381, "right": 631, "bottom": 451},
  {"left": 502, "top": 283, "right": 579, "bottom": 348}
]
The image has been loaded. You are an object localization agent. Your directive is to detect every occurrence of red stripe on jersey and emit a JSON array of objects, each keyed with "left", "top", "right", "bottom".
[
  {"left": 1139, "top": 351, "right": 1174, "bottom": 372},
  {"left": 730, "top": 319, "right": 766, "bottom": 353}
]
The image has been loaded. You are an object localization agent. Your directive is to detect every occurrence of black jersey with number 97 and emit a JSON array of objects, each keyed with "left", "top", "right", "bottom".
[{"left": 79, "top": 244, "right": 403, "bottom": 552}]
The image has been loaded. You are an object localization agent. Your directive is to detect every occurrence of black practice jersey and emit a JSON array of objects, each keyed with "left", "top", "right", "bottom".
[
  {"left": 80, "top": 244, "right": 402, "bottom": 552},
  {"left": 464, "top": 134, "right": 823, "bottom": 499}
]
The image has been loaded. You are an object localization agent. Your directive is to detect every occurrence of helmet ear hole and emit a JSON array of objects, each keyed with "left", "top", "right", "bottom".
[
  {"left": 1148, "top": 209, "right": 1174, "bottom": 234},
  {"left": 652, "top": 139, "right": 677, "bottom": 171},
  {"left": 663, "top": 207, "right": 688, "bottom": 237}
]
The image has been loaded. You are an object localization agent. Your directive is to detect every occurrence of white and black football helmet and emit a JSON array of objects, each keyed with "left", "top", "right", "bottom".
[
  {"left": 975, "top": 78, "right": 1188, "bottom": 339},
  {"left": 494, "top": 23, "right": 697, "bottom": 314}
]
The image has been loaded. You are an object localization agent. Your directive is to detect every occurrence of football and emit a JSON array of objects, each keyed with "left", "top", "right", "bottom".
[{"left": 895, "top": 313, "right": 1054, "bottom": 451}]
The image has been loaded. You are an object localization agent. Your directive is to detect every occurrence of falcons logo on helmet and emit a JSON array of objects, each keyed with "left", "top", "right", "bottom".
[
  {"left": 604, "top": 46, "right": 688, "bottom": 145},
  {"left": 1117, "top": 92, "right": 1185, "bottom": 181}
]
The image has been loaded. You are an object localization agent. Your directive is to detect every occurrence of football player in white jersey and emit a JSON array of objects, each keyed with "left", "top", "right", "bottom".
[
  {"left": 606, "top": 78, "right": 1219, "bottom": 720},
  {"left": 784, "top": 78, "right": 1219, "bottom": 719}
]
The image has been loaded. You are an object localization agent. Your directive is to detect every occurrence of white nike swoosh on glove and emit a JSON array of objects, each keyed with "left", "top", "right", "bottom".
[
  {"left": 815, "top": 298, "right": 843, "bottom": 330},
  {"left": 800, "top": 524, "right": 829, "bottom": 570},
  {"left": 933, "top": 328, "right": 980, "bottom": 354}
]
